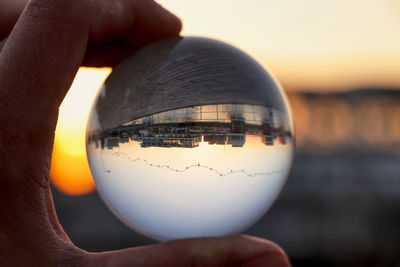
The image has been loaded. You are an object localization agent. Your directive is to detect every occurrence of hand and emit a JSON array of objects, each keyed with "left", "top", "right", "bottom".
[{"left": 0, "top": 0, "right": 290, "bottom": 266}]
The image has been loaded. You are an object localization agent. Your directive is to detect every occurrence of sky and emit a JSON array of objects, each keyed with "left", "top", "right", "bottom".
[
  {"left": 160, "top": 0, "right": 400, "bottom": 91},
  {"left": 51, "top": 0, "right": 400, "bottom": 195}
]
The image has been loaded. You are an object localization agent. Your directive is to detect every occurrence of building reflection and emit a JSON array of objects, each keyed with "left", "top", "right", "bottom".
[{"left": 88, "top": 104, "right": 292, "bottom": 150}]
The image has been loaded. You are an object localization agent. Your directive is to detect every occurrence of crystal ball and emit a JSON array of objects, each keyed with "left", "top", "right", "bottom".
[{"left": 86, "top": 36, "right": 294, "bottom": 240}]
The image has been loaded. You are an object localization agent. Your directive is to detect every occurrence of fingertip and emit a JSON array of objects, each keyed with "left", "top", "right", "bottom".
[
  {"left": 166, "top": 8, "right": 183, "bottom": 35},
  {"left": 240, "top": 234, "right": 287, "bottom": 254},
  {"left": 123, "top": 0, "right": 182, "bottom": 47},
  {"left": 238, "top": 235, "right": 291, "bottom": 267},
  {"left": 149, "top": 1, "right": 183, "bottom": 35}
]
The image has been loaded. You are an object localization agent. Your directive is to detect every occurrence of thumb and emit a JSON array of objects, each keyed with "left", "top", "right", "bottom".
[{"left": 86, "top": 235, "right": 291, "bottom": 267}]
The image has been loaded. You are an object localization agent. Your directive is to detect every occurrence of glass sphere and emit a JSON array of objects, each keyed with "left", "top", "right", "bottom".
[{"left": 86, "top": 36, "right": 294, "bottom": 241}]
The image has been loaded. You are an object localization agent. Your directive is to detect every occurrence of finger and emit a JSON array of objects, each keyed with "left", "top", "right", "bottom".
[
  {"left": 121, "top": 0, "right": 182, "bottom": 47},
  {"left": 89, "top": 235, "right": 291, "bottom": 267},
  {"left": 83, "top": 40, "right": 137, "bottom": 67},
  {"left": 83, "top": 0, "right": 182, "bottom": 67},
  {"left": 0, "top": 1, "right": 182, "bottom": 66},
  {"left": 0, "top": 0, "right": 91, "bottom": 189},
  {"left": 86, "top": 0, "right": 181, "bottom": 45}
]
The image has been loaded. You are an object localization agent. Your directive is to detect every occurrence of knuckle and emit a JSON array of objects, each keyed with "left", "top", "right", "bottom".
[{"left": 25, "top": 0, "right": 85, "bottom": 28}]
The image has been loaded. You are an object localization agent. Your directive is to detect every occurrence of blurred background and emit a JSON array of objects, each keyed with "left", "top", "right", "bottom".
[{"left": 48, "top": 0, "right": 400, "bottom": 266}]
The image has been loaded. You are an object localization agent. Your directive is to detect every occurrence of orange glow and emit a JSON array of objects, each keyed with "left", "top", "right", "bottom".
[
  {"left": 263, "top": 52, "right": 400, "bottom": 91},
  {"left": 51, "top": 68, "right": 111, "bottom": 195},
  {"left": 51, "top": 144, "right": 95, "bottom": 195}
]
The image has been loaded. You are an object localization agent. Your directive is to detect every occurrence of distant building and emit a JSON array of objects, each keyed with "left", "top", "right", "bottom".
[
  {"left": 203, "top": 134, "right": 227, "bottom": 145},
  {"left": 104, "top": 137, "right": 120, "bottom": 150},
  {"left": 140, "top": 136, "right": 201, "bottom": 148},
  {"left": 227, "top": 133, "right": 246, "bottom": 147},
  {"left": 262, "top": 134, "right": 275, "bottom": 146}
]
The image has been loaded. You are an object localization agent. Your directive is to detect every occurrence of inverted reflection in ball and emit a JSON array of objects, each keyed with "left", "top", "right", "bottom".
[{"left": 86, "top": 37, "right": 294, "bottom": 240}]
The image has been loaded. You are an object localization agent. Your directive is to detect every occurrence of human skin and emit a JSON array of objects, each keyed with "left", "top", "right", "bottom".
[{"left": 0, "top": 0, "right": 291, "bottom": 266}]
